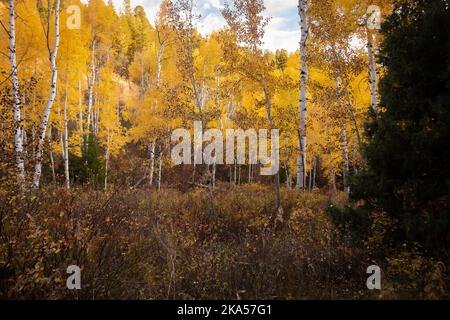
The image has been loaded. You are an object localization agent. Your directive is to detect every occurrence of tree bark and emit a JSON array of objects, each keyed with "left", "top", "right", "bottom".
[
  {"left": 32, "top": 0, "right": 61, "bottom": 189},
  {"left": 148, "top": 141, "right": 156, "bottom": 186},
  {"left": 48, "top": 128, "right": 56, "bottom": 184},
  {"left": 104, "top": 135, "right": 110, "bottom": 191},
  {"left": 9, "top": 0, "right": 26, "bottom": 188},
  {"left": 157, "top": 144, "right": 162, "bottom": 191},
  {"left": 297, "top": 0, "right": 309, "bottom": 190},
  {"left": 87, "top": 38, "right": 96, "bottom": 133},
  {"left": 63, "top": 76, "right": 70, "bottom": 189},
  {"left": 336, "top": 79, "right": 350, "bottom": 193},
  {"left": 367, "top": 32, "right": 378, "bottom": 113}
]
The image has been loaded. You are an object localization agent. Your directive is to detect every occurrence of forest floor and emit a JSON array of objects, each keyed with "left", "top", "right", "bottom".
[{"left": 0, "top": 184, "right": 448, "bottom": 299}]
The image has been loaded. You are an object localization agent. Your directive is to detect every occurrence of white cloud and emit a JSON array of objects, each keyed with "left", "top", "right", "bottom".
[
  {"left": 82, "top": 0, "right": 299, "bottom": 52},
  {"left": 198, "top": 13, "right": 226, "bottom": 35}
]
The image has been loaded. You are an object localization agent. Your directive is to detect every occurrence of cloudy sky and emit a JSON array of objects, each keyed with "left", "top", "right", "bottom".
[{"left": 108, "top": 0, "right": 300, "bottom": 52}]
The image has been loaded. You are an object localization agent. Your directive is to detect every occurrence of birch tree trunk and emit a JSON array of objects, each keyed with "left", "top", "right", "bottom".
[
  {"left": 32, "top": 0, "right": 61, "bottom": 190},
  {"left": 9, "top": 0, "right": 25, "bottom": 188},
  {"left": 343, "top": 84, "right": 362, "bottom": 149},
  {"left": 148, "top": 141, "right": 156, "bottom": 186},
  {"left": 48, "top": 127, "right": 56, "bottom": 184},
  {"left": 87, "top": 39, "right": 96, "bottom": 132},
  {"left": 149, "top": 35, "right": 164, "bottom": 185},
  {"left": 78, "top": 79, "right": 83, "bottom": 138},
  {"left": 212, "top": 69, "right": 223, "bottom": 188},
  {"left": 337, "top": 79, "right": 350, "bottom": 193},
  {"left": 156, "top": 39, "right": 165, "bottom": 88},
  {"left": 297, "top": 0, "right": 309, "bottom": 189},
  {"left": 63, "top": 76, "right": 70, "bottom": 189},
  {"left": 157, "top": 145, "right": 162, "bottom": 191},
  {"left": 104, "top": 135, "right": 110, "bottom": 191},
  {"left": 367, "top": 32, "right": 378, "bottom": 113}
]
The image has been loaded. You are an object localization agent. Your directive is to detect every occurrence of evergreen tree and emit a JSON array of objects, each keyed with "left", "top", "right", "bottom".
[
  {"left": 351, "top": 0, "right": 450, "bottom": 252},
  {"left": 71, "top": 133, "right": 105, "bottom": 188}
]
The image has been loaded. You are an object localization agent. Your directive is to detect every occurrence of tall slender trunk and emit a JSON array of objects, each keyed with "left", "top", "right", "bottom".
[
  {"left": 104, "top": 135, "right": 110, "bottom": 191},
  {"left": 336, "top": 79, "right": 350, "bottom": 193},
  {"left": 148, "top": 141, "right": 156, "bottom": 186},
  {"left": 78, "top": 79, "right": 84, "bottom": 146},
  {"left": 212, "top": 68, "right": 222, "bottom": 188},
  {"left": 367, "top": 32, "right": 378, "bottom": 113},
  {"left": 87, "top": 39, "right": 96, "bottom": 133},
  {"left": 9, "top": 0, "right": 25, "bottom": 188},
  {"left": 32, "top": 0, "right": 61, "bottom": 189},
  {"left": 48, "top": 128, "right": 56, "bottom": 184},
  {"left": 156, "top": 39, "right": 165, "bottom": 88},
  {"left": 343, "top": 84, "right": 362, "bottom": 149},
  {"left": 157, "top": 145, "right": 162, "bottom": 191},
  {"left": 63, "top": 76, "right": 70, "bottom": 189},
  {"left": 297, "top": 0, "right": 309, "bottom": 189}
]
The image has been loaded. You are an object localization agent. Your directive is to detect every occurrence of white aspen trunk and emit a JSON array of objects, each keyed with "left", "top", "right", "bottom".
[
  {"left": 94, "top": 105, "right": 99, "bottom": 135},
  {"left": 78, "top": 79, "right": 83, "bottom": 133},
  {"left": 32, "top": 91, "right": 36, "bottom": 160},
  {"left": 149, "top": 37, "right": 164, "bottom": 186},
  {"left": 343, "top": 84, "right": 362, "bottom": 149},
  {"left": 48, "top": 128, "right": 56, "bottom": 184},
  {"left": 148, "top": 141, "right": 156, "bottom": 186},
  {"left": 337, "top": 79, "right": 350, "bottom": 193},
  {"left": 21, "top": 93, "right": 27, "bottom": 159},
  {"left": 367, "top": 32, "right": 378, "bottom": 113},
  {"left": 157, "top": 145, "right": 162, "bottom": 191},
  {"left": 297, "top": 0, "right": 309, "bottom": 190},
  {"left": 104, "top": 135, "right": 110, "bottom": 191},
  {"left": 212, "top": 69, "right": 222, "bottom": 189},
  {"left": 32, "top": 0, "right": 60, "bottom": 189},
  {"left": 87, "top": 39, "right": 96, "bottom": 132},
  {"left": 156, "top": 40, "right": 165, "bottom": 87},
  {"left": 63, "top": 77, "right": 70, "bottom": 189},
  {"left": 9, "top": 0, "right": 25, "bottom": 188}
]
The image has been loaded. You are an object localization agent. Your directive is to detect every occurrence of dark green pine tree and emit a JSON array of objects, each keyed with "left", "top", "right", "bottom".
[
  {"left": 70, "top": 133, "right": 105, "bottom": 189},
  {"left": 350, "top": 0, "right": 450, "bottom": 252}
]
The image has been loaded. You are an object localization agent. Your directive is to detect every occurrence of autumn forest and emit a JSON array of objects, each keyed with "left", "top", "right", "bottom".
[{"left": 0, "top": 0, "right": 449, "bottom": 300}]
